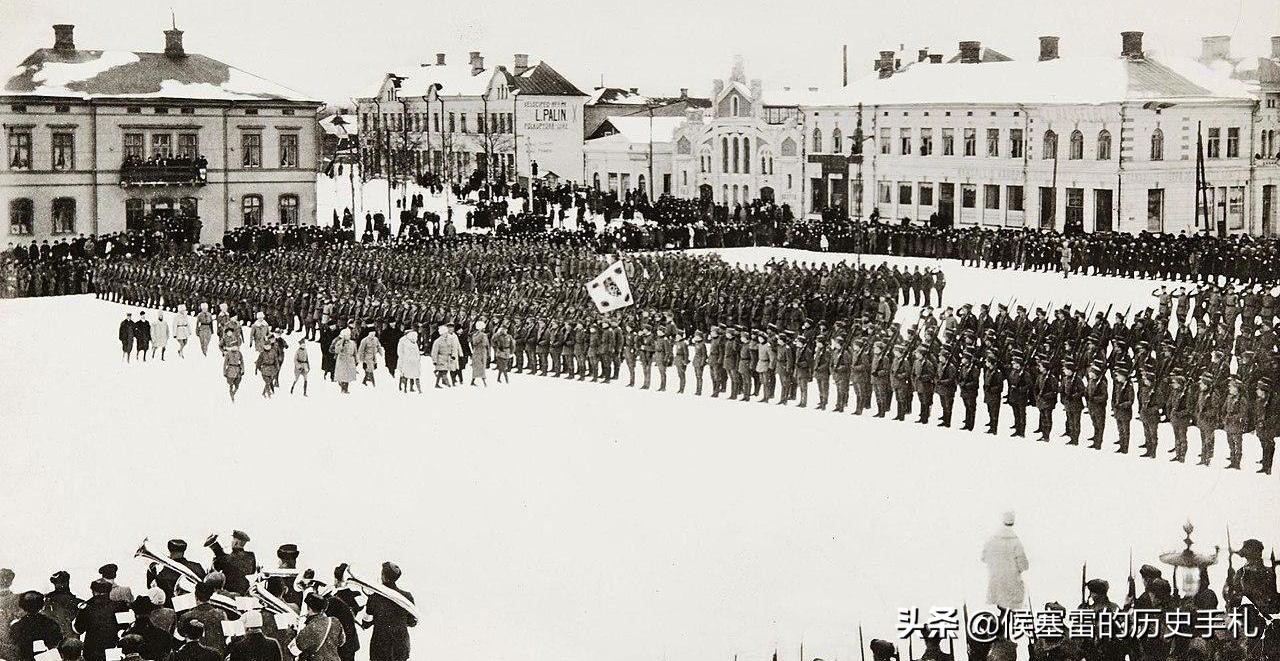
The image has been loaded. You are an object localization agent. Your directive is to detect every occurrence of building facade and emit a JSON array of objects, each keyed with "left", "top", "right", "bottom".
[
  {"left": 583, "top": 115, "right": 683, "bottom": 200},
  {"left": 356, "top": 53, "right": 587, "bottom": 188},
  {"left": 2, "top": 24, "right": 322, "bottom": 245},
  {"left": 803, "top": 33, "right": 1269, "bottom": 235},
  {"left": 667, "top": 58, "right": 809, "bottom": 210}
]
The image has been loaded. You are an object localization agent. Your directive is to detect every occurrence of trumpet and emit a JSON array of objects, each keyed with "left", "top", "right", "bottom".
[
  {"left": 135, "top": 538, "right": 249, "bottom": 616},
  {"left": 341, "top": 566, "right": 419, "bottom": 621}
]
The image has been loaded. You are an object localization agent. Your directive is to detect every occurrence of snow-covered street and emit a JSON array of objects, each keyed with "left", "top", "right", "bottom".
[{"left": 1, "top": 248, "right": 1274, "bottom": 661}]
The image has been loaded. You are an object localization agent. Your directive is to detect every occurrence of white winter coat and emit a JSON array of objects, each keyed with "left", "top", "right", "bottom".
[{"left": 981, "top": 527, "right": 1029, "bottom": 610}]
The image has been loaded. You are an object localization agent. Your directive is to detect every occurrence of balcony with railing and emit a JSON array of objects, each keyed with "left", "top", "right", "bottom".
[{"left": 119, "top": 157, "right": 208, "bottom": 188}]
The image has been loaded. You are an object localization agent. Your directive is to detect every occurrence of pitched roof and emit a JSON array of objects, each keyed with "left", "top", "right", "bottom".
[
  {"left": 812, "top": 54, "right": 1255, "bottom": 107},
  {"left": 586, "top": 115, "right": 684, "bottom": 143},
  {"left": 945, "top": 47, "right": 1013, "bottom": 64},
  {"left": 3, "top": 48, "right": 317, "bottom": 103},
  {"left": 319, "top": 114, "right": 357, "bottom": 137},
  {"left": 588, "top": 87, "right": 652, "bottom": 105},
  {"left": 511, "top": 61, "right": 586, "bottom": 96}
]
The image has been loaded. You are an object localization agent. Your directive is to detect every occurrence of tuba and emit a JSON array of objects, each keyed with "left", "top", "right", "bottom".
[
  {"left": 135, "top": 538, "right": 247, "bottom": 616},
  {"left": 341, "top": 566, "right": 419, "bottom": 620},
  {"left": 248, "top": 574, "right": 301, "bottom": 629}
]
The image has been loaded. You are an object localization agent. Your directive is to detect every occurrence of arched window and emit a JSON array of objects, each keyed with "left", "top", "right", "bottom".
[
  {"left": 812, "top": 128, "right": 823, "bottom": 153},
  {"left": 279, "top": 194, "right": 299, "bottom": 224},
  {"left": 1150, "top": 129, "right": 1164, "bottom": 161},
  {"left": 676, "top": 136, "right": 691, "bottom": 155},
  {"left": 732, "top": 184, "right": 739, "bottom": 204},
  {"left": 1042, "top": 130, "right": 1058, "bottom": 159},
  {"left": 769, "top": 157, "right": 774, "bottom": 175},
  {"left": 125, "top": 198, "right": 145, "bottom": 231},
  {"left": 242, "top": 194, "right": 263, "bottom": 226},
  {"left": 1096, "top": 130, "right": 1112, "bottom": 160},
  {"left": 722, "top": 137, "right": 729, "bottom": 173},
  {"left": 731, "top": 96, "right": 740, "bottom": 117},
  {"left": 732, "top": 137, "right": 740, "bottom": 173},
  {"left": 9, "top": 198, "right": 33, "bottom": 236},
  {"left": 722, "top": 184, "right": 728, "bottom": 202},
  {"left": 781, "top": 137, "right": 797, "bottom": 157},
  {"left": 761, "top": 155, "right": 767, "bottom": 173},
  {"left": 51, "top": 198, "right": 75, "bottom": 235},
  {"left": 832, "top": 127, "right": 843, "bottom": 154},
  {"left": 743, "top": 137, "right": 751, "bottom": 174},
  {"left": 1069, "top": 130, "right": 1084, "bottom": 160},
  {"left": 593, "top": 172, "right": 600, "bottom": 190}
]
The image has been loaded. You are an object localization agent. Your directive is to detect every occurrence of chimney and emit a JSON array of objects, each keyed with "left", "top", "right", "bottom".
[
  {"left": 629, "top": 87, "right": 639, "bottom": 94},
  {"left": 679, "top": 87, "right": 688, "bottom": 98},
  {"left": 918, "top": 48, "right": 929, "bottom": 63},
  {"left": 1121, "top": 31, "right": 1144, "bottom": 60},
  {"left": 1273, "top": 36, "right": 1280, "bottom": 59},
  {"left": 469, "top": 51, "right": 484, "bottom": 75},
  {"left": 435, "top": 53, "right": 446, "bottom": 66},
  {"left": 877, "top": 50, "right": 896, "bottom": 78},
  {"left": 1038, "top": 36, "right": 1059, "bottom": 61},
  {"left": 1199, "top": 35, "right": 1230, "bottom": 62},
  {"left": 712, "top": 79, "right": 724, "bottom": 98},
  {"left": 958, "top": 41, "right": 981, "bottom": 64},
  {"left": 928, "top": 54, "right": 943, "bottom": 64},
  {"left": 164, "top": 28, "right": 185, "bottom": 58},
  {"left": 513, "top": 53, "right": 529, "bottom": 75},
  {"left": 52, "top": 24, "right": 75, "bottom": 51}
]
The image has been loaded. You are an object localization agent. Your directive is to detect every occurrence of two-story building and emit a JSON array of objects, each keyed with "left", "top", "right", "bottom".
[
  {"left": 356, "top": 52, "right": 587, "bottom": 188},
  {"left": 2, "top": 24, "right": 322, "bottom": 245},
  {"left": 803, "top": 33, "right": 1264, "bottom": 235}
]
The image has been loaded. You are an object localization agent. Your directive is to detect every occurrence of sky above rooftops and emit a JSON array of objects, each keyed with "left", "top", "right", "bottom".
[{"left": 2, "top": 0, "right": 1277, "bottom": 108}]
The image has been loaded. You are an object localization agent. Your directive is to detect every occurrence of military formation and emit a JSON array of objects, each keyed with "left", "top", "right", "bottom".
[
  {"left": 0, "top": 533, "right": 415, "bottom": 661},
  {"left": 79, "top": 215, "right": 1280, "bottom": 474}
]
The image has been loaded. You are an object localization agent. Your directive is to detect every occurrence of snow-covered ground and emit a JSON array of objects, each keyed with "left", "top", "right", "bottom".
[{"left": 1, "top": 249, "right": 1276, "bottom": 661}]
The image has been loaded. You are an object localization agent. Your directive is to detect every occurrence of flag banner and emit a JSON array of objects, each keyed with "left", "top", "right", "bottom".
[{"left": 586, "top": 261, "right": 634, "bottom": 313}]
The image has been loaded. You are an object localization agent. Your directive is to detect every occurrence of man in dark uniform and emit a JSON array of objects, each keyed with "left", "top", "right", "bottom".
[
  {"left": 1061, "top": 364, "right": 1086, "bottom": 445},
  {"left": 168, "top": 619, "right": 220, "bottom": 661},
  {"left": 1168, "top": 372, "right": 1194, "bottom": 463},
  {"left": 43, "top": 571, "right": 79, "bottom": 639},
  {"left": 935, "top": 350, "right": 957, "bottom": 428},
  {"left": 1254, "top": 377, "right": 1277, "bottom": 474},
  {"left": 208, "top": 531, "right": 256, "bottom": 595},
  {"left": 912, "top": 346, "right": 936, "bottom": 424},
  {"left": 1084, "top": 360, "right": 1109, "bottom": 449},
  {"left": 73, "top": 579, "right": 125, "bottom": 661},
  {"left": 148, "top": 540, "right": 205, "bottom": 607},
  {"left": 890, "top": 344, "right": 913, "bottom": 421},
  {"left": 360, "top": 563, "right": 416, "bottom": 661},
  {"left": 982, "top": 355, "right": 1004, "bottom": 434},
  {"left": 1111, "top": 370, "right": 1135, "bottom": 454},
  {"left": 850, "top": 333, "right": 872, "bottom": 415},
  {"left": 227, "top": 612, "right": 282, "bottom": 661},
  {"left": 267, "top": 545, "right": 303, "bottom": 608},
  {"left": 1034, "top": 359, "right": 1058, "bottom": 442},
  {"left": 10, "top": 592, "right": 63, "bottom": 661},
  {"left": 813, "top": 335, "right": 832, "bottom": 410},
  {"left": 870, "top": 336, "right": 893, "bottom": 417},
  {"left": 958, "top": 349, "right": 980, "bottom": 431},
  {"left": 1005, "top": 353, "right": 1030, "bottom": 437},
  {"left": 1137, "top": 370, "right": 1162, "bottom": 457},
  {"left": 831, "top": 337, "right": 851, "bottom": 413}
]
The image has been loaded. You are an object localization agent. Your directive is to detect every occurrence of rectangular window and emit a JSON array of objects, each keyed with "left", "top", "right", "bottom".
[
  {"left": 1206, "top": 128, "right": 1221, "bottom": 158},
  {"left": 1147, "top": 188, "right": 1164, "bottom": 231},
  {"left": 242, "top": 195, "right": 263, "bottom": 226},
  {"left": 9, "top": 199, "right": 33, "bottom": 235},
  {"left": 242, "top": 133, "right": 262, "bottom": 168},
  {"left": 919, "top": 128, "right": 933, "bottom": 156},
  {"left": 123, "top": 133, "right": 144, "bottom": 160},
  {"left": 478, "top": 113, "right": 486, "bottom": 134},
  {"left": 986, "top": 128, "right": 999, "bottom": 157},
  {"left": 449, "top": 113, "right": 456, "bottom": 133},
  {"left": 461, "top": 114, "right": 468, "bottom": 133},
  {"left": 1007, "top": 185, "right": 1024, "bottom": 211},
  {"left": 1226, "top": 127, "right": 1240, "bottom": 158},
  {"left": 1066, "top": 187, "right": 1084, "bottom": 229},
  {"left": 433, "top": 113, "right": 440, "bottom": 132},
  {"left": 899, "top": 182, "right": 913, "bottom": 205},
  {"left": 961, "top": 184, "right": 976, "bottom": 208},
  {"left": 51, "top": 132, "right": 74, "bottom": 171},
  {"left": 1009, "top": 129, "right": 1024, "bottom": 158},
  {"left": 51, "top": 197, "right": 75, "bottom": 234},
  {"left": 963, "top": 128, "right": 976, "bottom": 156},
  {"left": 984, "top": 184, "right": 1000, "bottom": 209},
  {"left": 177, "top": 133, "right": 198, "bottom": 160},
  {"left": 8, "top": 130, "right": 32, "bottom": 169},
  {"left": 279, "top": 194, "right": 300, "bottom": 224},
  {"left": 919, "top": 184, "right": 934, "bottom": 206},
  {"left": 878, "top": 181, "right": 892, "bottom": 204},
  {"left": 1229, "top": 185, "right": 1245, "bottom": 229},
  {"left": 879, "top": 128, "right": 890, "bottom": 155},
  {"left": 279, "top": 133, "right": 299, "bottom": 168},
  {"left": 152, "top": 133, "right": 173, "bottom": 158},
  {"left": 899, "top": 128, "right": 912, "bottom": 155},
  {"left": 942, "top": 129, "right": 955, "bottom": 156}
]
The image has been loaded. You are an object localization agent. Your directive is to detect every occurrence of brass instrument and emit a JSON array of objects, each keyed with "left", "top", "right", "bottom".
[
  {"left": 341, "top": 566, "right": 419, "bottom": 620},
  {"left": 134, "top": 538, "right": 249, "bottom": 615}
]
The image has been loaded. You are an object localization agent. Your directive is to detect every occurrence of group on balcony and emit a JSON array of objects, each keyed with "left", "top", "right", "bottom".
[{"left": 120, "top": 153, "right": 209, "bottom": 187}]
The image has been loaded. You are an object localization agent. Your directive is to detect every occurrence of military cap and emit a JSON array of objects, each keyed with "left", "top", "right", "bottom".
[
  {"left": 99, "top": 564, "right": 118, "bottom": 579},
  {"left": 1138, "top": 564, "right": 1162, "bottom": 580},
  {"left": 167, "top": 539, "right": 188, "bottom": 553},
  {"left": 1085, "top": 578, "right": 1110, "bottom": 594},
  {"left": 50, "top": 571, "right": 70, "bottom": 584},
  {"left": 1238, "top": 539, "right": 1264, "bottom": 555},
  {"left": 277, "top": 543, "right": 299, "bottom": 558}
]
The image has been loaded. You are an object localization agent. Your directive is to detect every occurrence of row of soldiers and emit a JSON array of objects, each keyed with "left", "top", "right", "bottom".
[
  {"left": 89, "top": 227, "right": 1280, "bottom": 474},
  {"left": 0, "top": 533, "right": 415, "bottom": 661}
]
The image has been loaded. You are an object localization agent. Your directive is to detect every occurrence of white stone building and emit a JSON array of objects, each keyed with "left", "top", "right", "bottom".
[
  {"left": 582, "top": 115, "right": 683, "bottom": 199},
  {"left": 2, "top": 24, "right": 323, "bottom": 244},
  {"left": 803, "top": 33, "right": 1268, "bottom": 235},
  {"left": 355, "top": 53, "right": 587, "bottom": 188}
]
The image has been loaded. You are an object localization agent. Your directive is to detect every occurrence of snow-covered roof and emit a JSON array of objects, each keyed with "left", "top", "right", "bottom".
[
  {"left": 811, "top": 54, "right": 1256, "bottom": 107},
  {"left": 588, "top": 87, "right": 653, "bottom": 105},
  {"left": 319, "top": 114, "right": 357, "bottom": 137},
  {"left": 764, "top": 85, "right": 824, "bottom": 107},
  {"left": 587, "top": 115, "right": 684, "bottom": 144},
  {"left": 358, "top": 59, "right": 584, "bottom": 102},
  {"left": 3, "top": 48, "right": 318, "bottom": 103}
]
